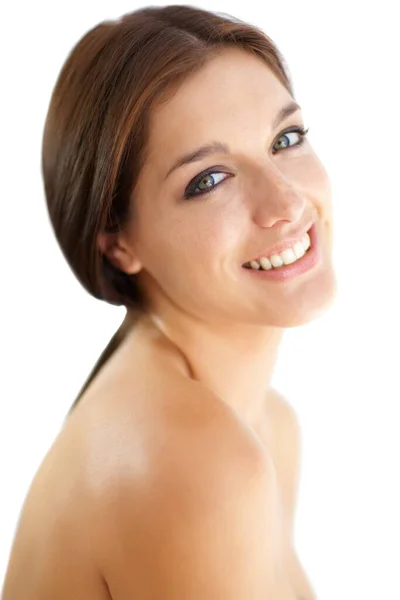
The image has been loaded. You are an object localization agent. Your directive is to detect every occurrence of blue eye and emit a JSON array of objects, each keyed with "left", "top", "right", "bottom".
[
  {"left": 272, "top": 126, "right": 309, "bottom": 153},
  {"left": 183, "top": 125, "right": 310, "bottom": 200}
]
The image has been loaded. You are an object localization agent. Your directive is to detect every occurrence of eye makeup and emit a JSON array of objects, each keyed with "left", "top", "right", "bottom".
[{"left": 183, "top": 125, "right": 310, "bottom": 200}]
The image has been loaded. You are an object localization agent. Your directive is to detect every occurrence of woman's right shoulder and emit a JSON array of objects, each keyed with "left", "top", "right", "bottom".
[
  {"left": 78, "top": 367, "right": 273, "bottom": 515},
  {"left": 80, "top": 373, "right": 271, "bottom": 498},
  {"left": 86, "top": 379, "right": 281, "bottom": 597}
]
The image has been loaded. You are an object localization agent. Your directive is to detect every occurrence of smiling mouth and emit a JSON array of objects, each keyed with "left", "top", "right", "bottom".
[{"left": 242, "top": 228, "right": 312, "bottom": 271}]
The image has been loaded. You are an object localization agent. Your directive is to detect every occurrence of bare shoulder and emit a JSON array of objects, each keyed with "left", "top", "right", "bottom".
[
  {"left": 267, "top": 386, "right": 299, "bottom": 421},
  {"left": 265, "top": 387, "right": 302, "bottom": 533},
  {"left": 92, "top": 384, "right": 289, "bottom": 598},
  {"left": 266, "top": 387, "right": 302, "bottom": 445},
  {"left": 90, "top": 377, "right": 275, "bottom": 510}
]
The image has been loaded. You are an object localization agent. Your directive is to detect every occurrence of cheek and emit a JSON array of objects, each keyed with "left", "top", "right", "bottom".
[
  {"left": 302, "top": 158, "right": 334, "bottom": 247},
  {"left": 188, "top": 209, "right": 245, "bottom": 270},
  {"left": 161, "top": 205, "right": 243, "bottom": 266},
  {"left": 307, "top": 156, "right": 332, "bottom": 197},
  {"left": 294, "top": 156, "right": 332, "bottom": 212}
]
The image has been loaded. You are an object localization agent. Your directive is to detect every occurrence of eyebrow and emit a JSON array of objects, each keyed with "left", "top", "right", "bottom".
[{"left": 164, "top": 100, "right": 301, "bottom": 180}]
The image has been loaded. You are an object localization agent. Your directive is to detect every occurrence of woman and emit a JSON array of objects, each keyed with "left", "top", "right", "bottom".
[{"left": 3, "top": 5, "right": 336, "bottom": 599}]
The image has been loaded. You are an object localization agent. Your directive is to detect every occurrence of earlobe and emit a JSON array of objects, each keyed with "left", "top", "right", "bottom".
[{"left": 97, "top": 231, "right": 142, "bottom": 275}]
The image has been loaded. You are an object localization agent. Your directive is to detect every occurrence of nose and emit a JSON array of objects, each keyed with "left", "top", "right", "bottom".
[{"left": 251, "top": 163, "right": 306, "bottom": 229}]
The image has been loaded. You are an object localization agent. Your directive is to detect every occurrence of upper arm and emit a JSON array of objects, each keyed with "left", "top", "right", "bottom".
[
  {"left": 99, "top": 414, "right": 290, "bottom": 599},
  {"left": 267, "top": 388, "right": 302, "bottom": 533}
]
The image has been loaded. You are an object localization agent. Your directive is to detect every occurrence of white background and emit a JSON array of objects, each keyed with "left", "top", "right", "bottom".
[{"left": 1, "top": 1, "right": 399, "bottom": 598}]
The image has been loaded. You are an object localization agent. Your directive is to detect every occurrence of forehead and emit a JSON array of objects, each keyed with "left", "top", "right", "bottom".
[
  {"left": 155, "top": 48, "right": 288, "bottom": 118},
  {"left": 143, "top": 48, "right": 292, "bottom": 177}
]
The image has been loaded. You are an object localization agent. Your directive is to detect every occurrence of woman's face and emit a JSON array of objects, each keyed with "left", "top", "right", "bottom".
[{"left": 121, "top": 47, "right": 336, "bottom": 328}]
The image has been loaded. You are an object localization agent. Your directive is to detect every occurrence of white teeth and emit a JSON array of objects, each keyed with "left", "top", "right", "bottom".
[
  {"left": 259, "top": 257, "right": 272, "bottom": 270},
  {"left": 250, "top": 260, "right": 261, "bottom": 270},
  {"left": 270, "top": 254, "right": 284, "bottom": 268},
  {"left": 293, "top": 241, "right": 305, "bottom": 259},
  {"left": 280, "top": 248, "right": 297, "bottom": 265},
  {"left": 302, "top": 233, "right": 311, "bottom": 251},
  {"left": 246, "top": 229, "right": 312, "bottom": 270}
]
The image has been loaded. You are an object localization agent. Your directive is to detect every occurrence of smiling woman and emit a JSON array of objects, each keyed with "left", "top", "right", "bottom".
[{"left": 2, "top": 4, "right": 336, "bottom": 600}]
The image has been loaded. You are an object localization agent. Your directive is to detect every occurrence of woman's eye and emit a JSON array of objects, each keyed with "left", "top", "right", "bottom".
[
  {"left": 272, "top": 126, "right": 309, "bottom": 153},
  {"left": 183, "top": 126, "right": 309, "bottom": 200},
  {"left": 184, "top": 171, "right": 230, "bottom": 200}
]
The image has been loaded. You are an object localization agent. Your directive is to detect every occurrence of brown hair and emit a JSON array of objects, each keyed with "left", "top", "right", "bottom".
[{"left": 42, "top": 5, "right": 295, "bottom": 413}]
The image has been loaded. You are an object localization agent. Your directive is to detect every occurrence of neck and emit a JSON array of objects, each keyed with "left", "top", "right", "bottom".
[{"left": 132, "top": 308, "right": 284, "bottom": 428}]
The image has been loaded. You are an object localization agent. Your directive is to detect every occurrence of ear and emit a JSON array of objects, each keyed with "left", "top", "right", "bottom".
[{"left": 97, "top": 231, "right": 142, "bottom": 275}]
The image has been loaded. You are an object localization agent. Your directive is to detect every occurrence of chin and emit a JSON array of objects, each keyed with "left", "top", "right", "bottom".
[
  {"left": 270, "top": 273, "right": 337, "bottom": 329},
  {"left": 282, "top": 303, "right": 333, "bottom": 328}
]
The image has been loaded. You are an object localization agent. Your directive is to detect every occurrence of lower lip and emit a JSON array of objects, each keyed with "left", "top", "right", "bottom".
[{"left": 242, "top": 224, "right": 320, "bottom": 282}]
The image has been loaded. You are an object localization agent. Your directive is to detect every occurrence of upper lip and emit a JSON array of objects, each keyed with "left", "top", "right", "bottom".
[{"left": 244, "top": 220, "right": 314, "bottom": 265}]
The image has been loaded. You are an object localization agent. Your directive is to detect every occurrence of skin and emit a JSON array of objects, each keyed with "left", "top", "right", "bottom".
[
  {"left": 100, "top": 45, "right": 336, "bottom": 430},
  {"left": 3, "top": 47, "right": 336, "bottom": 599}
]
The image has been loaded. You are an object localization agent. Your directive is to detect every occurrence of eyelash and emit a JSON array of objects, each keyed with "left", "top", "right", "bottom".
[{"left": 183, "top": 125, "right": 310, "bottom": 200}]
